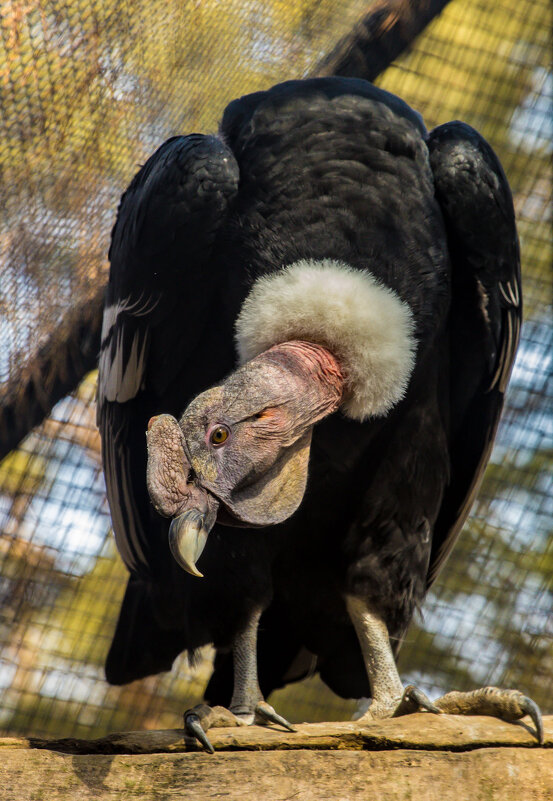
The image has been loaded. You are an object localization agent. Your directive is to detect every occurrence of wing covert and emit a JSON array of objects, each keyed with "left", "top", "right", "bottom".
[{"left": 426, "top": 121, "right": 522, "bottom": 587}]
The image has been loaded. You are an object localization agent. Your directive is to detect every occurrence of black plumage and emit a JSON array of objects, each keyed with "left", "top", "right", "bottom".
[{"left": 98, "top": 77, "right": 524, "bottom": 731}]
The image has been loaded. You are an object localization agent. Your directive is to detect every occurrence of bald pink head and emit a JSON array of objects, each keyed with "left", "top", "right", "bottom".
[{"left": 146, "top": 341, "right": 344, "bottom": 576}]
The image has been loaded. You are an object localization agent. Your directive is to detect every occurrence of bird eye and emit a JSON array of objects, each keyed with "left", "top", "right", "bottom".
[{"left": 210, "top": 425, "right": 230, "bottom": 446}]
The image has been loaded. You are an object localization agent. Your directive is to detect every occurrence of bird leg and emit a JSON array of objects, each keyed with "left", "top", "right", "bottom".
[
  {"left": 345, "top": 595, "right": 440, "bottom": 719},
  {"left": 345, "top": 595, "right": 543, "bottom": 743},
  {"left": 227, "top": 605, "right": 264, "bottom": 724},
  {"left": 184, "top": 606, "right": 295, "bottom": 753}
]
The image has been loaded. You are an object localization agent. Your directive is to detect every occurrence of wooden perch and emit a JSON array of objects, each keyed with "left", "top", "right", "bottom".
[{"left": 1, "top": 715, "right": 551, "bottom": 800}]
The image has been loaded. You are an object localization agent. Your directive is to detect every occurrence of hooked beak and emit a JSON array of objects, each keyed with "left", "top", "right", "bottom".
[{"left": 168, "top": 508, "right": 212, "bottom": 578}]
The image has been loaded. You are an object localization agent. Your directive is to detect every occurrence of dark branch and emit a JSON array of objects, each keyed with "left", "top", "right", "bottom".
[
  {"left": 313, "top": 0, "right": 451, "bottom": 81},
  {"left": 0, "top": 286, "right": 103, "bottom": 461}
]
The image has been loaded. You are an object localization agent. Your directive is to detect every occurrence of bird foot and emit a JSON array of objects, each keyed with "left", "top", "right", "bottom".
[
  {"left": 184, "top": 701, "right": 295, "bottom": 753},
  {"left": 357, "top": 685, "right": 543, "bottom": 744}
]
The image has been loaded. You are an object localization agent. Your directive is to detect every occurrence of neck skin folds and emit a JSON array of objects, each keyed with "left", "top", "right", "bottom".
[{"left": 251, "top": 340, "right": 345, "bottom": 427}]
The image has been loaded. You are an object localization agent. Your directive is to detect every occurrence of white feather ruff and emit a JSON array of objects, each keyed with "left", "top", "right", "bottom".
[{"left": 235, "top": 259, "right": 416, "bottom": 420}]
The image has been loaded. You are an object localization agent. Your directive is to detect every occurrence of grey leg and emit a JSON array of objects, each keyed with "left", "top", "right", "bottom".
[
  {"left": 185, "top": 607, "right": 294, "bottom": 753},
  {"left": 345, "top": 595, "right": 404, "bottom": 718},
  {"left": 345, "top": 595, "right": 437, "bottom": 719},
  {"left": 229, "top": 606, "right": 263, "bottom": 722},
  {"left": 231, "top": 607, "right": 294, "bottom": 730}
]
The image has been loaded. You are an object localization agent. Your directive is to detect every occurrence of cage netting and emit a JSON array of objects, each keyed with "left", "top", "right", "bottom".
[{"left": 0, "top": 0, "right": 551, "bottom": 737}]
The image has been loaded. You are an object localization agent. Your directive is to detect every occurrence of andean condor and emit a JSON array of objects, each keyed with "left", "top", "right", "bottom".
[{"left": 97, "top": 76, "right": 543, "bottom": 750}]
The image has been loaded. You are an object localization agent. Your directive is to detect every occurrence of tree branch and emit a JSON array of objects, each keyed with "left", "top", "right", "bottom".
[
  {"left": 313, "top": 0, "right": 451, "bottom": 81},
  {"left": 0, "top": 286, "right": 104, "bottom": 461}
]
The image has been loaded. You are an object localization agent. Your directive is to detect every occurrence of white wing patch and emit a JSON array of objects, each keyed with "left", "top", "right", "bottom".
[
  {"left": 499, "top": 279, "right": 520, "bottom": 307},
  {"left": 98, "top": 330, "right": 148, "bottom": 405},
  {"left": 98, "top": 294, "right": 159, "bottom": 407},
  {"left": 490, "top": 280, "right": 521, "bottom": 393}
]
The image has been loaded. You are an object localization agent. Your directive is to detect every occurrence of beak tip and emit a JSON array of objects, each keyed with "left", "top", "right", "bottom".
[{"left": 168, "top": 510, "right": 210, "bottom": 578}]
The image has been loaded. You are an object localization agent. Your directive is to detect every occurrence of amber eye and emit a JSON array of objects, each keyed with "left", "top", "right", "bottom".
[{"left": 210, "top": 425, "right": 229, "bottom": 446}]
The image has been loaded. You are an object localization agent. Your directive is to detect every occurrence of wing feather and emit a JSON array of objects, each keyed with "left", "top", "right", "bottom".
[
  {"left": 426, "top": 122, "right": 522, "bottom": 587},
  {"left": 97, "top": 135, "right": 239, "bottom": 577}
]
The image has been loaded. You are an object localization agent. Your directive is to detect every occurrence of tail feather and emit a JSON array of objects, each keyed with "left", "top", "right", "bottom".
[{"left": 105, "top": 576, "right": 186, "bottom": 685}]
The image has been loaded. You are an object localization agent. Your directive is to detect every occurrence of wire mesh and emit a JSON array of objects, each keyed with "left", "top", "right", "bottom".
[{"left": 0, "top": 0, "right": 551, "bottom": 737}]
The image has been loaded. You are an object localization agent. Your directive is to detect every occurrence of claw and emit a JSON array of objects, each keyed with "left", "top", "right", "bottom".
[
  {"left": 405, "top": 685, "right": 442, "bottom": 715},
  {"left": 519, "top": 696, "right": 544, "bottom": 745},
  {"left": 184, "top": 711, "right": 215, "bottom": 754},
  {"left": 255, "top": 701, "right": 296, "bottom": 732},
  {"left": 392, "top": 684, "right": 442, "bottom": 717}
]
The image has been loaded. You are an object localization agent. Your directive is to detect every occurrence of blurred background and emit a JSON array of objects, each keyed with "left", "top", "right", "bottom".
[{"left": 0, "top": 0, "right": 551, "bottom": 738}]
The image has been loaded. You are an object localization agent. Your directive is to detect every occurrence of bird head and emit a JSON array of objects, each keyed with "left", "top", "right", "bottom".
[{"left": 146, "top": 341, "right": 343, "bottom": 577}]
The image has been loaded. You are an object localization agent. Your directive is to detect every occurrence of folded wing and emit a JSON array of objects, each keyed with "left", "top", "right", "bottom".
[
  {"left": 427, "top": 121, "right": 521, "bottom": 586},
  {"left": 98, "top": 135, "right": 239, "bottom": 578}
]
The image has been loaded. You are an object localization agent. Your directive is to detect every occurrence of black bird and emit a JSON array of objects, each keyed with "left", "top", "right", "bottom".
[{"left": 98, "top": 77, "right": 542, "bottom": 750}]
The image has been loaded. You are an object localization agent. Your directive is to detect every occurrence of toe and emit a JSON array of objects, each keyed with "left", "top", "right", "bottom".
[
  {"left": 392, "top": 685, "right": 442, "bottom": 717},
  {"left": 434, "top": 687, "right": 543, "bottom": 744},
  {"left": 358, "top": 685, "right": 442, "bottom": 721},
  {"left": 184, "top": 703, "right": 249, "bottom": 754},
  {"left": 517, "top": 695, "right": 544, "bottom": 745},
  {"left": 184, "top": 708, "right": 215, "bottom": 754},
  {"left": 255, "top": 701, "right": 296, "bottom": 732}
]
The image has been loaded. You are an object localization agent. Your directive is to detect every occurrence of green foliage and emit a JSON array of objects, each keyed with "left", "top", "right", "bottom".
[{"left": 0, "top": 449, "right": 46, "bottom": 496}]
